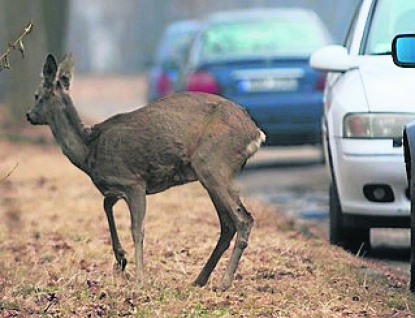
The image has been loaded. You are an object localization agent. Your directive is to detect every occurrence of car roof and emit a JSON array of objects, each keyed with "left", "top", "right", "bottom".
[
  {"left": 204, "top": 7, "right": 322, "bottom": 24},
  {"left": 164, "top": 19, "right": 201, "bottom": 35}
]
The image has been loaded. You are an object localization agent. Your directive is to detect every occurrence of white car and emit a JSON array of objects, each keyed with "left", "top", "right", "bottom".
[{"left": 310, "top": 0, "right": 415, "bottom": 252}]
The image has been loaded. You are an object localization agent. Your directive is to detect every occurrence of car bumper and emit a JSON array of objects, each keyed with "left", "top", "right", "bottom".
[
  {"left": 333, "top": 138, "right": 410, "bottom": 219},
  {"left": 261, "top": 122, "right": 321, "bottom": 146},
  {"left": 232, "top": 93, "right": 323, "bottom": 146}
]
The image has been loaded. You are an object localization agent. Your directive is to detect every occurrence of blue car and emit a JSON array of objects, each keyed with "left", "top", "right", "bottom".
[
  {"left": 176, "top": 9, "right": 332, "bottom": 146},
  {"left": 147, "top": 20, "right": 201, "bottom": 102}
]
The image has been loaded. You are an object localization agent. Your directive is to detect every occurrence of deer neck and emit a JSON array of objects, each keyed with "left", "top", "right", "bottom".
[{"left": 49, "top": 96, "right": 90, "bottom": 173}]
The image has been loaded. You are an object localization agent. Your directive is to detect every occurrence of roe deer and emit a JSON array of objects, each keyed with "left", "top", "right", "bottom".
[{"left": 27, "top": 54, "right": 266, "bottom": 291}]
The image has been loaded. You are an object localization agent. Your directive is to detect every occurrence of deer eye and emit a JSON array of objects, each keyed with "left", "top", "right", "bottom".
[{"left": 34, "top": 93, "right": 39, "bottom": 101}]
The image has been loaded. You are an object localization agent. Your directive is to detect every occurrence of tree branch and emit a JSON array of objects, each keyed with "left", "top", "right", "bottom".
[
  {"left": 0, "top": 21, "right": 34, "bottom": 71},
  {"left": 0, "top": 163, "right": 18, "bottom": 182}
]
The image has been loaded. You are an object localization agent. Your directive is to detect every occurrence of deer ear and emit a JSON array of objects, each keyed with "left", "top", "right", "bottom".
[
  {"left": 43, "top": 54, "right": 58, "bottom": 87},
  {"left": 57, "top": 53, "right": 74, "bottom": 90}
]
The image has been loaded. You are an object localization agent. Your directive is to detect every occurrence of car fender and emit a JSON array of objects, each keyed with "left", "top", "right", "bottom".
[{"left": 404, "top": 121, "right": 415, "bottom": 183}]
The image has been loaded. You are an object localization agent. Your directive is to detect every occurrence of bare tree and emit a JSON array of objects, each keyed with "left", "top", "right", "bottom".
[
  {"left": 41, "top": 0, "right": 69, "bottom": 60},
  {"left": 1, "top": 0, "right": 69, "bottom": 125},
  {"left": 1, "top": 1, "right": 41, "bottom": 124}
]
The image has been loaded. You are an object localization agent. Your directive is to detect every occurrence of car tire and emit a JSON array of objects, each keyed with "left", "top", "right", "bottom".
[{"left": 329, "top": 183, "right": 370, "bottom": 254}]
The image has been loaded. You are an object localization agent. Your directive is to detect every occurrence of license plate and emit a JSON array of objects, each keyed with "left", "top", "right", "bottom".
[{"left": 238, "top": 77, "right": 298, "bottom": 92}]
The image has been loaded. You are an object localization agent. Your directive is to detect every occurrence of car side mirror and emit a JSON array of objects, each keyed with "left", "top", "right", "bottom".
[
  {"left": 392, "top": 34, "right": 415, "bottom": 68},
  {"left": 310, "top": 45, "right": 357, "bottom": 73}
]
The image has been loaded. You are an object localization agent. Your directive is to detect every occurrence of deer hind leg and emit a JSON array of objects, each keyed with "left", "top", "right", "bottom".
[
  {"left": 219, "top": 189, "right": 253, "bottom": 291},
  {"left": 104, "top": 196, "right": 127, "bottom": 270},
  {"left": 125, "top": 186, "right": 147, "bottom": 286},
  {"left": 193, "top": 163, "right": 253, "bottom": 291},
  {"left": 193, "top": 203, "right": 236, "bottom": 287}
]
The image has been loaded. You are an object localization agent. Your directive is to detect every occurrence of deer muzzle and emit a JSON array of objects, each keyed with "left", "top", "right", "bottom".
[{"left": 26, "top": 111, "right": 40, "bottom": 125}]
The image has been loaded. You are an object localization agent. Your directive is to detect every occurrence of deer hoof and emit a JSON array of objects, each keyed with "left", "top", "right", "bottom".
[
  {"left": 192, "top": 277, "right": 208, "bottom": 287},
  {"left": 213, "top": 283, "right": 230, "bottom": 292},
  {"left": 115, "top": 249, "right": 127, "bottom": 271},
  {"left": 118, "top": 258, "right": 127, "bottom": 271},
  {"left": 213, "top": 276, "right": 232, "bottom": 292}
]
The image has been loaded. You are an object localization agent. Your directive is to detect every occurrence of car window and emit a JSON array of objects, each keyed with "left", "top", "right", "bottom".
[
  {"left": 365, "top": 0, "right": 415, "bottom": 55},
  {"left": 199, "top": 17, "right": 329, "bottom": 62}
]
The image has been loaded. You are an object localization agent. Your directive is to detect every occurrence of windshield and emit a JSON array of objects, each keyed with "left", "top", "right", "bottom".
[
  {"left": 198, "top": 16, "right": 329, "bottom": 62},
  {"left": 365, "top": 0, "right": 415, "bottom": 55}
]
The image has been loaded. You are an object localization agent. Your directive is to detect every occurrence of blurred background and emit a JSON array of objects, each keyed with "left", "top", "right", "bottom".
[{"left": 0, "top": 0, "right": 359, "bottom": 126}]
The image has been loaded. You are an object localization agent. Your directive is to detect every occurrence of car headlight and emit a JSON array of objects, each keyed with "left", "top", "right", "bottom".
[{"left": 343, "top": 113, "right": 415, "bottom": 139}]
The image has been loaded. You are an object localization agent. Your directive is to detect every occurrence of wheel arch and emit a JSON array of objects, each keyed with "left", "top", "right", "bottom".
[{"left": 403, "top": 123, "right": 415, "bottom": 185}]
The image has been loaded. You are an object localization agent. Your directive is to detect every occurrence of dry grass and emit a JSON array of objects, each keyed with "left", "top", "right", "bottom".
[{"left": 0, "top": 139, "right": 414, "bottom": 317}]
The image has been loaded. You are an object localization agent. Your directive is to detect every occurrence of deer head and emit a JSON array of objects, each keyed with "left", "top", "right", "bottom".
[
  {"left": 27, "top": 53, "right": 89, "bottom": 172},
  {"left": 26, "top": 53, "right": 74, "bottom": 125}
]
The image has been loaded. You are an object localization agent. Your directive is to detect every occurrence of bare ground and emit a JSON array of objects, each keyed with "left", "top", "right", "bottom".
[{"left": 0, "top": 138, "right": 414, "bottom": 317}]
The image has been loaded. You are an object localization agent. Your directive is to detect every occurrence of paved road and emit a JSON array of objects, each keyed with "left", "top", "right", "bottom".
[{"left": 238, "top": 146, "right": 329, "bottom": 222}]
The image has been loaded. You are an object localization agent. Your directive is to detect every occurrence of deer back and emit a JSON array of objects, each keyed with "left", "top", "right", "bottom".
[{"left": 87, "top": 92, "right": 261, "bottom": 195}]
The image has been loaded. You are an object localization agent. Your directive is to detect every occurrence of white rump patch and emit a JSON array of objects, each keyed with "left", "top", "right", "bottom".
[{"left": 246, "top": 129, "right": 266, "bottom": 157}]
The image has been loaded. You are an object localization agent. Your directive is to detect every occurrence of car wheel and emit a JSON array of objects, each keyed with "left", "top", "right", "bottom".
[{"left": 329, "top": 183, "right": 370, "bottom": 254}]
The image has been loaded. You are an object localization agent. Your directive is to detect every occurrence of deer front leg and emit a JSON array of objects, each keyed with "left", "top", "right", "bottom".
[
  {"left": 126, "top": 187, "right": 147, "bottom": 286},
  {"left": 104, "top": 196, "right": 127, "bottom": 270}
]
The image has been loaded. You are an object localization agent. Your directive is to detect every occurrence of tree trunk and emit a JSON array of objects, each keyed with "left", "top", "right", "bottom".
[
  {"left": 2, "top": 0, "right": 45, "bottom": 125},
  {"left": 41, "top": 0, "right": 69, "bottom": 61}
]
